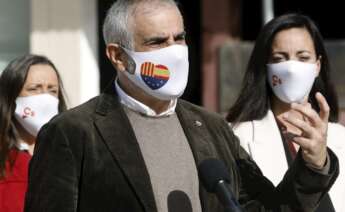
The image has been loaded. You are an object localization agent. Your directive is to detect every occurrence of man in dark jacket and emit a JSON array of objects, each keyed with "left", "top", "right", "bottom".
[{"left": 25, "top": 0, "right": 338, "bottom": 211}]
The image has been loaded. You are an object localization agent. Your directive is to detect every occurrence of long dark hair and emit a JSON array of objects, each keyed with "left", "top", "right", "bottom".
[
  {"left": 0, "top": 54, "right": 67, "bottom": 178},
  {"left": 226, "top": 13, "right": 339, "bottom": 125}
]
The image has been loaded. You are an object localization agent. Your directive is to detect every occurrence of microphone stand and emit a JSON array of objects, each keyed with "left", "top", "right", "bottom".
[{"left": 216, "top": 180, "right": 242, "bottom": 212}]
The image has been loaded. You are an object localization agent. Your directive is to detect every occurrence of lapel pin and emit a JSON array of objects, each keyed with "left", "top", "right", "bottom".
[{"left": 195, "top": 120, "right": 202, "bottom": 127}]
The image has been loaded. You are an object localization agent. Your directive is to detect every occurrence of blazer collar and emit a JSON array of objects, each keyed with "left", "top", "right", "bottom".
[
  {"left": 250, "top": 110, "right": 289, "bottom": 186},
  {"left": 252, "top": 110, "right": 282, "bottom": 145},
  {"left": 176, "top": 101, "right": 217, "bottom": 162}
]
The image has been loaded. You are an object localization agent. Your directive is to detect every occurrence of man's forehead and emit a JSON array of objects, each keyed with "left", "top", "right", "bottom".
[{"left": 130, "top": 4, "right": 184, "bottom": 36}]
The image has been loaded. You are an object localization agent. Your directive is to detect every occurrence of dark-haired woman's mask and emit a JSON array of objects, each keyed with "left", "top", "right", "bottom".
[
  {"left": 267, "top": 60, "right": 317, "bottom": 103},
  {"left": 14, "top": 94, "right": 59, "bottom": 136}
]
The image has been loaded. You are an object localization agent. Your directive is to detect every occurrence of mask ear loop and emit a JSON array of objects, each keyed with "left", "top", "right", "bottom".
[{"left": 120, "top": 46, "right": 137, "bottom": 74}]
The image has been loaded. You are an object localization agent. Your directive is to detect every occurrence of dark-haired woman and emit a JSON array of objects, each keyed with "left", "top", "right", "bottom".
[
  {"left": 227, "top": 14, "right": 345, "bottom": 211},
  {"left": 0, "top": 54, "right": 67, "bottom": 212}
]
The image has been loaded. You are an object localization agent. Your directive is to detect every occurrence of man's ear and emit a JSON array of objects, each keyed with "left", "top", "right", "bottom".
[{"left": 106, "top": 43, "right": 126, "bottom": 72}]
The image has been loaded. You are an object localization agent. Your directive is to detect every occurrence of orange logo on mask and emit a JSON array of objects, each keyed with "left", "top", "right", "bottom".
[
  {"left": 272, "top": 75, "right": 282, "bottom": 86},
  {"left": 22, "top": 107, "right": 35, "bottom": 119}
]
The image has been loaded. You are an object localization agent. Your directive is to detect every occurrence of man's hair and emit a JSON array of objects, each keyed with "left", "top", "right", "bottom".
[{"left": 102, "top": 0, "right": 178, "bottom": 50}]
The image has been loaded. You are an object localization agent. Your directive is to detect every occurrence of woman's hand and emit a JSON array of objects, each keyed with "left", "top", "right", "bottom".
[{"left": 283, "top": 92, "right": 329, "bottom": 169}]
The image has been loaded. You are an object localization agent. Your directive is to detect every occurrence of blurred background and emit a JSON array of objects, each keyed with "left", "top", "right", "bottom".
[{"left": 0, "top": 0, "right": 344, "bottom": 124}]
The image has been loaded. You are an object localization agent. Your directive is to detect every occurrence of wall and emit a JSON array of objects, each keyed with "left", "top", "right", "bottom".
[{"left": 31, "top": 0, "right": 100, "bottom": 107}]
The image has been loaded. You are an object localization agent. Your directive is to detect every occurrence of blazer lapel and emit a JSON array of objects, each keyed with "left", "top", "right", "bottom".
[
  {"left": 176, "top": 100, "right": 219, "bottom": 212},
  {"left": 176, "top": 101, "right": 217, "bottom": 164},
  {"left": 250, "top": 110, "right": 288, "bottom": 186},
  {"left": 94, "top": 93, "right": 157, "bottom": 212}
]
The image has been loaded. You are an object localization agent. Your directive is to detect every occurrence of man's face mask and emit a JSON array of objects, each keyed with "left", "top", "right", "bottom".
[
  {"left": 15, "top": 93, "right": 59, "bottom": 136},
  {"left": 121, "top": 44, "right": 189, "bottom": 101},
  {"left": 267, "top": 60, "right": 318, "bottom": 103}
]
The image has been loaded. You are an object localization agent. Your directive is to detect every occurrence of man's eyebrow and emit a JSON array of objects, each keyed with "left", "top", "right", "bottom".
[
  {"left": 143, "top": 31, "right": 186, "bottom": 44},
  {"left": 143, "top": 35, "right": 169, "bottom": 44},
  {"left": 174, "top": 31, "right": 186, "bottom": 38}
]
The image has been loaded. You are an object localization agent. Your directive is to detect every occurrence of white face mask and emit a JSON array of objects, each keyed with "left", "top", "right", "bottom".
[
  {"left": 15, "top": 93, "right": 59, "bottom": 136},
  {"left": 267, "top": 60, "right": 318, "bottom": 103},
  {"left": 122, "top": 44, "right": 189, "bottom": 100}
]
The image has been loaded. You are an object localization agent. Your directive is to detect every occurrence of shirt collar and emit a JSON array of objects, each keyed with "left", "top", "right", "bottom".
[
  {"left": 18, "top": 142, "right": 30, "bottom": 151},
  {"left": 114, "top": 79, "right": 177, "bottom": 117}
]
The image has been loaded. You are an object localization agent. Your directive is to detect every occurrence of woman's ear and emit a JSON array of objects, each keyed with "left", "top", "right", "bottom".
[
  {"left": 106, "top": 43, "right": 126, "bottom": 72},
  {"left": 316, "top": 55, "right": 322, "bottom": 76}
]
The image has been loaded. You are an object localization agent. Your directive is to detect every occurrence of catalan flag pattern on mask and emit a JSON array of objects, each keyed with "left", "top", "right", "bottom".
[{"left": 140, "top": 62, "right": 170, "bottom": 90}]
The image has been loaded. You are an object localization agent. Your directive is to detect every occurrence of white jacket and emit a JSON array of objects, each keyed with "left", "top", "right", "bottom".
[{"left": 232, "top": 110, "right": 345, "bottom": 212}]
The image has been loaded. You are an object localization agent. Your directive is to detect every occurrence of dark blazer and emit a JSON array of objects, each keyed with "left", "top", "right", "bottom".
[{"left": 24, "top": 90, "right": 339, "bottom": 212}]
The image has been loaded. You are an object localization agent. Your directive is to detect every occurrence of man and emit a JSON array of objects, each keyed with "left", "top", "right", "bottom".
[{"left": 24, "top": 0, "right": 338, "bottom": 211}]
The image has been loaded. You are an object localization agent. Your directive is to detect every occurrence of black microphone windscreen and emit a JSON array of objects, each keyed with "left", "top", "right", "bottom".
[
  {"left": 198, "top": 158, "right": 231, "bottom": 193},
  {"left": 167, "top": 190, "right": 192, "bottom": 212}
]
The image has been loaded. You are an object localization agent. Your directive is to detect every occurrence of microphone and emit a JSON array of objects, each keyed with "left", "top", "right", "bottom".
[
  {"left": 167, "top": 190, "right": 192, "bottom": 212},
  {"left": 198, "top": 158, "right": 242, "bottom": 212}
]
